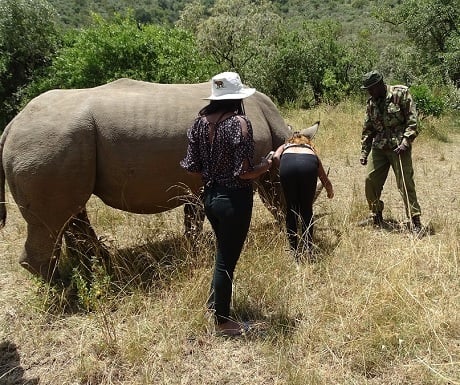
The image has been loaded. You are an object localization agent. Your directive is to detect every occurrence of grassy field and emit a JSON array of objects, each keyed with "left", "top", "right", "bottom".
[{"left": 0, "top": 101, "right": 458, "bottom": 384}]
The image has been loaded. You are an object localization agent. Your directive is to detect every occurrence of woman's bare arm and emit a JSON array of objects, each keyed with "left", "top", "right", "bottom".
[{"left": 318, "top": 158, "right": 334, "bottom": 198}]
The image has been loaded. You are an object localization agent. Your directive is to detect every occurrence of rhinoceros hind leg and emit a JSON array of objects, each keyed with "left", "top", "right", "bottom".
[
  {"left": 63, "top": 208, "right": 111, "bottom": 279},
  {"left": 19, "top": 224, "right": 61, "bottom": 283}
]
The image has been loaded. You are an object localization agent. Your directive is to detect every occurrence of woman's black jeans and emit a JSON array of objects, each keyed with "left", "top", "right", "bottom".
[
  {"left": 203, "top": 184, "right": 253, "bottom": 325},
  {"left": 279, "top": 153, "right": 318, "bottom": 253}
]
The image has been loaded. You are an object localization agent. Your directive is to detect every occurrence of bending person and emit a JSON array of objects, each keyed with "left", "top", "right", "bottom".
[{"left": 273, "top": 130, "right": 333, "bottom": 260}]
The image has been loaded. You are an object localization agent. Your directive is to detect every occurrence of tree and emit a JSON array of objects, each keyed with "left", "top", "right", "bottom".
[
  {"left": 377, "top": 0, "right": 460, "bottom": 85},
  {"left": 179, "top": 0, "right": 282, "bottom": 83},
  {"left": 178, "top": 1, "right": 379, "bottom": 106},
  {"left": 175, "top": 0, "right": 207, "bottom": 35},
  {"left": 443, "top": 30, "right": 460, "bottom": 86},
  {"left": 265, "top": 20, "right": 372, "bottom": 106},
  {"left": 0, "top": 0, "right": 60, "bottom": 128}
]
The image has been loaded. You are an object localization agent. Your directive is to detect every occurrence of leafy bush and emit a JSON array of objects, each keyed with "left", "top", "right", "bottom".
[
  {"left": 262, "top": 20, "right": 377, "bottom": 106},
  {"left": 0, "top": 0, "right": 60, "bottom": 128},
  {"left": 23, "top": 12, "right": 218, "bottom": 103},
  {"left": 410, "top": 84, "right": 445, "bottom": 118}
]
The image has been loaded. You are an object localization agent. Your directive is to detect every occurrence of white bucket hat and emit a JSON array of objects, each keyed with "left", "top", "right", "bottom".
[{"left": 203, "top": 72, "right": 256, "bottom": 100}]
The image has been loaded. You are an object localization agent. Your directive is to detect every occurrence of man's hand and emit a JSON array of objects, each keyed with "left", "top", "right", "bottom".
[
  {"left": 359, "top": 156, "right": 367, "bottom": 166},
  {"left": 394, "top": 137, "right": 410, "bottom": 155}
]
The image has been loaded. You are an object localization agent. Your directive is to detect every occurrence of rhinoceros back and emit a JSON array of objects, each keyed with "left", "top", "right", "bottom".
[
  {"left": 88, "top": 79, "right": 289, "bottom": 214},
  {"left": 87, "top": 80, "right": 208, "bottom": 212}
]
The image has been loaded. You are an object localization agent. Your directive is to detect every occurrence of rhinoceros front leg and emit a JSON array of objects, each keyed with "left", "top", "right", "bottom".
[
  {"left": 184, "top": 189, "right": 205, "bottom": 239},
  {"left": 183, "top": 201, "right": 205, "bottom": 239},
  {"left": 63, "top": 208, "right": 110, "bottom": 277},
  {"left": 257, "top": 171, "right": 286, "bottom": 225}
]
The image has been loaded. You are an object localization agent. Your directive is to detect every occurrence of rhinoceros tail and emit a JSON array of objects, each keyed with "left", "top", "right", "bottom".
[
  {"left": 0, "top": 169, "right": 4, "bottom": 228},
  {"left": 0, "top": 122, "right": 11, "bottom": 228}
]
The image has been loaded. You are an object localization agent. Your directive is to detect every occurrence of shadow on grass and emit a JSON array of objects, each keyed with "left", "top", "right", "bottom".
[
  {"left": 0, "top": 341, "right": 39, "bottom": 385},
  {"left": 111, "top": 230, "right": 214, "bottom": 289},
  {"left": 355, "top": 216, "right": 435, "bottom": 237},
  {"left": 36, "top": 230, "right": 215, "bottom": 314},
  {"left": 313, "top": 213, "right": 343, "bottom": 259},
  {"left": 232, "top": 303, "right": 299, "bottom": 340}
]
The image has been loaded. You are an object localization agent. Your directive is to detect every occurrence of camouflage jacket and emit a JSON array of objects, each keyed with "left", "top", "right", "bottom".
[{"left": 361, "top": 85, "right": 418, "bottom": 157}]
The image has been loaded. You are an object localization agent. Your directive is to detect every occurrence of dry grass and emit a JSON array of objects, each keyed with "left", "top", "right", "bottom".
[{"left": 0, "top": 101, "right": 459, "bottom": 384}]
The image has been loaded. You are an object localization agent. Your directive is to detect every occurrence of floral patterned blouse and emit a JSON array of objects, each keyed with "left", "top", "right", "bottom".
[{"left": 180, "top": 114, "right": 255, "bottom": 189}]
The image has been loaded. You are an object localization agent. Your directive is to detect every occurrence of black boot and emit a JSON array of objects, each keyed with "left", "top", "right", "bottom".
[
  {"left": 357, "top": 211, "right": 384, "bottom": 227},
  {"left": 411, "top": 215, "right": 423, "bottom": 236},
  {"left": 373, "top": 211, "right": 384, "bottom": 228}
]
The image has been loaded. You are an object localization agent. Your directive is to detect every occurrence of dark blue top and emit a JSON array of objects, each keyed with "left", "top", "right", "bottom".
[{"left": 180, "top": 114, "right": 255, "bottom": 189}]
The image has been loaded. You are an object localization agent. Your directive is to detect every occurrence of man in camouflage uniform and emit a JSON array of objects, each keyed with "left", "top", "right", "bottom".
[{"left": 359, "top": 70, "right": 423, "bottom": 234}]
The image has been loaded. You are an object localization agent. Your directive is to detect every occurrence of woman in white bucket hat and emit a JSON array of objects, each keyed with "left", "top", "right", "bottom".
[{"left": 181, "top": 72, "right": 271, "bottom": 336}]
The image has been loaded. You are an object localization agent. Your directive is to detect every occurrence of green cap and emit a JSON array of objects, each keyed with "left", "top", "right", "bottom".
[{"left": 361, "top": 70, "right": 383, "bottom": 89}]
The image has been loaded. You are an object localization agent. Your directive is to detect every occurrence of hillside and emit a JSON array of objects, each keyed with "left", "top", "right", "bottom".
[{"left": 47, "top": 0, "right": 398, "bottom": 28}]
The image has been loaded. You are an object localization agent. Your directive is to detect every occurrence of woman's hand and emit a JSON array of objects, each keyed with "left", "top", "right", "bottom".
[{"left": 239, "top": 157, "right": 272, "bottom": 180}]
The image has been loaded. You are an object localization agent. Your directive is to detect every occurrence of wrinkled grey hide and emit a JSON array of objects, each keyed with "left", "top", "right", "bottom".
[{"left": 0, "top": 79, "right": 292, "bottom": 281}]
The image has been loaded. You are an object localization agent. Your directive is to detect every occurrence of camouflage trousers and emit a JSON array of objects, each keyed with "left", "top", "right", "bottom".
[{"left": 365, "top": 148, "right": 421, "bottom": 218}]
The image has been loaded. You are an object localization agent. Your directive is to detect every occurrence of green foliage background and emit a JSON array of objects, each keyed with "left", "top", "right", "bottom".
[
  {"left": 1, "top": 0, "right": 459, "bottom": 129},
  {"left": 0, "top": 0, "right": 60, "bottom": 128},
  {"left": 26, "top": 12, "right": 218, "bottom": 93}
]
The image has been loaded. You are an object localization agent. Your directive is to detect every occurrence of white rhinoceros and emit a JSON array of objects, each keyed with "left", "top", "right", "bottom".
[{"left": 0, "top": 78, "right": 293, "bottom": 282}]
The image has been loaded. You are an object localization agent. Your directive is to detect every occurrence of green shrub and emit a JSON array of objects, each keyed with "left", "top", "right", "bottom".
[
  {"left": 22, "top": 11, "right": 218, "bottom": 103},
  {"left": 0, "top": 0, "right": 60, "bottom": 128},
  {"left": 410, "top": 84, "right": 445, "bottom": 118}
]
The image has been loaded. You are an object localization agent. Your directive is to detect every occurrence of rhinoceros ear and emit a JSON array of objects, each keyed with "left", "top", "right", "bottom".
[{"left": 300, "top": 121, "right": 320, "bottom": 139}]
